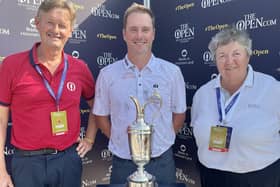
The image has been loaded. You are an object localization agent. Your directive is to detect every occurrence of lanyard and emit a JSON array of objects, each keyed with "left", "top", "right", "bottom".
[
  {"left": 29, "top": 50, "right": 68, "bottom": 111},
  {"left": 216, "top": 87, "right": 240, "bottom": 123}
]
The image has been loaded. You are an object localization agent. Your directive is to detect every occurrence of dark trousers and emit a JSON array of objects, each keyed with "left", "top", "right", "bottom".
[
  {"left": 110, "top": 147, "right": 176, "bottom": 184},
  {"left": 11, "top": 144, "right": 82, "bottom": 187},
  {"left": 199, "top": 159, "right": 280, "bottom": 187}
]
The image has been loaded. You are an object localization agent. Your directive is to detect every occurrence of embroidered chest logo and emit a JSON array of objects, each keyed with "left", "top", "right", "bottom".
[{"left": 66, "top": 82, "right": 76, "bottom": 92}]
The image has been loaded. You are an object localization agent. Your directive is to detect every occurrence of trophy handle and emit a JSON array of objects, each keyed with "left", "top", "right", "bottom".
[
  {"left": 130, "top": 96, "right": 144, "bottom": 121},
  {"left": 143, "top": 92, "right": 162, "bottom": 123}
]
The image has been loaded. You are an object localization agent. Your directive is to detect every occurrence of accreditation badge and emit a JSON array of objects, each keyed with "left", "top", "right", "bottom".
[
  {"left": 209, "top": 125, "right": 232, "bottom": 152},
  {"left": 50, "top": 111, "right": 68, "bottom": 136}
]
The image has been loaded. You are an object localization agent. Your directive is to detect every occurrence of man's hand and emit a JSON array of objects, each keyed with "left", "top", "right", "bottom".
[
  {"left": 0, "top": 171, "right": 14, "bottom": 187},
  {"left": 76, "top": 137, "right": 94, "bottom": 158}
]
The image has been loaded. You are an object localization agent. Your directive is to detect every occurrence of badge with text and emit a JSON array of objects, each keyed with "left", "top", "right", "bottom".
[
  {"left": 209, "top": 125, "right": 232, "bottom": 152},
  {"left": 51, "top": 111, "right": 68, "bottom": 136}
]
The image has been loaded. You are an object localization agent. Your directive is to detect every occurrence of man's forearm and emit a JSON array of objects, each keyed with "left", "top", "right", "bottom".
[
  {"left": 95, "top": 115, "right": 111, "bottom": 138},
  {"left": 173, "top": 112, "right": 186, "bottom": 133}
]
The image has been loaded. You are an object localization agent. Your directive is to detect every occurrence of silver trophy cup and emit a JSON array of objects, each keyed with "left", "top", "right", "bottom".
[{"left": 127, "top": 93, "right": 162, "bottom": 187}]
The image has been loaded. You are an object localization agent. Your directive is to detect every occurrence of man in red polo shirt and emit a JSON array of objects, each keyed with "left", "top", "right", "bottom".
[{"left": 0, "top": 0, "right": 97, "bottom": 187}]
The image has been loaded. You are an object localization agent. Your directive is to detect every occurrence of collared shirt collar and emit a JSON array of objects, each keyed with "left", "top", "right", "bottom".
[
  {"left": 214, "top": 64, "right": 254, "bottom": 89},
  {"left": 29, "top": 42, "right": 65, "bottom": 67},
  {"left": 30, "top": 42, "right": 41, "bottom": 66},
  {"left": 123, "top": 54, "right": 157, "bottom": 72}
]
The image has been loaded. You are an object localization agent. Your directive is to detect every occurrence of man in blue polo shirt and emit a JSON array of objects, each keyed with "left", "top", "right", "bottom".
[{"left": 93, "top": 3, "right": 187, "bottom": 184}]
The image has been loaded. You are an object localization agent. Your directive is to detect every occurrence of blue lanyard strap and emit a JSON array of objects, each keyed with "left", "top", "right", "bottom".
[
  {"left": 216, "top": 88, "right": 240, "bottom": 123},
  {"left": 29, "top": 50, "right": 68, "bottom": 110}
]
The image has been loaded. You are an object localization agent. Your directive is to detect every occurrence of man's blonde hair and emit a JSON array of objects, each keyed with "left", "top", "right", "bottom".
[
  {"left": 123, "top": 3, "right": 155, "bottom": 29},
  {"left": 37, "top": 0, "right": 76, "bottom": 26}
]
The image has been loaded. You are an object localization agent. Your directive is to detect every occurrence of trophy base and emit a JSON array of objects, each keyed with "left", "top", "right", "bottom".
[{"left": 127, "top": 176, "right": 157, "bottom": 187}]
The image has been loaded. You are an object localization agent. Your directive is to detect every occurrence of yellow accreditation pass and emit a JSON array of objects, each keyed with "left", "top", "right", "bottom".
[
  {"left": 51, "top": 111, "right": 68, "bottom": 136},
  {"left": 209, "top": 125, "right": 232, "bottom": 152}
]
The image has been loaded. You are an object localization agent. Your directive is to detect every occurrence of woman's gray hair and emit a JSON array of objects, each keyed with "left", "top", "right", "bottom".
[{"left": 208, "top": 26, "right": 252, "bottom": 60}]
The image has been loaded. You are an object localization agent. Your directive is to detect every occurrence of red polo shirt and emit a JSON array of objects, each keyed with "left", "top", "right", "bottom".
[{"left": 0, "top": 43, "right": 95, "bottom": 150}]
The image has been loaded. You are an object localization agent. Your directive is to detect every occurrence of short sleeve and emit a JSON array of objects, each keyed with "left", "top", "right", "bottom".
[
  {"left": 0, "top": 58, "right": 13, "bottom": 106},
  {"left": 171, "top": 66, "right": 187, "bottom": 113},
  {"left": 80, "top": 61, "right": 95, "bottom": 100},
  {"left": 92, "top": 69, "right": 110, "bottom": 116}
]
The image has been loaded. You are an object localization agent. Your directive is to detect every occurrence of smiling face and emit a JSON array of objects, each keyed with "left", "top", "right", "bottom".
[
  {"left": 35, "top": 7, "right": 73, "bottom": 51},
  {"left": 216, "top": 41, "right": 250, "bottom": 86},
  {"left": 123, "top": 12, "right": 155, "bottom": 58}
]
